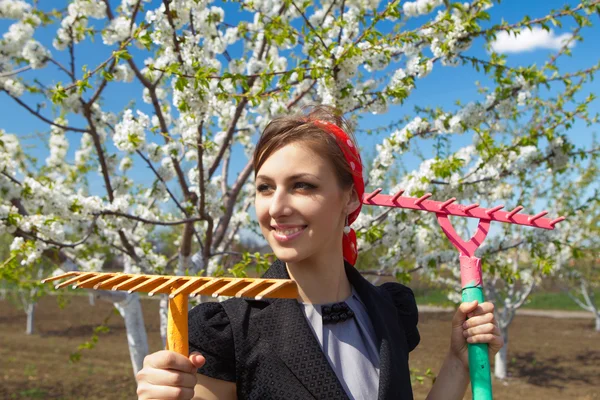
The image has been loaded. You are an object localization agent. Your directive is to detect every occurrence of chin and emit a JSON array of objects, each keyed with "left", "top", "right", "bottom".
[{"left": 271, "top": 246, "right": 310, "bottom": 264}]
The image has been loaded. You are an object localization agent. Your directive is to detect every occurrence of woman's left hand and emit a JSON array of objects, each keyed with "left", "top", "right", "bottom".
[{"left": 450, "top": 300, "right": 504, "bottom": 369}]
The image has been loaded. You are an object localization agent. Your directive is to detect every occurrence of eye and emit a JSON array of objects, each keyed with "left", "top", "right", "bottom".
[
  {"left": 294, "top": 182, "right": 316, "bottom": 190},
  {"left": 256, "top": 184, "right": 271, "bottom": 193}
]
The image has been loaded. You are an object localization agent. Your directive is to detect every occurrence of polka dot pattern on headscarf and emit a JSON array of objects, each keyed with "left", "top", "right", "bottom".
[{"left": 312, "top": 120, "right": 364, "bottom": 265}]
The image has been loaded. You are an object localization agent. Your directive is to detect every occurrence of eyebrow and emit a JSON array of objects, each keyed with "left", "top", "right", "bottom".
[{"left": 255, "top": 173, "right": 320, "bottom": 182}]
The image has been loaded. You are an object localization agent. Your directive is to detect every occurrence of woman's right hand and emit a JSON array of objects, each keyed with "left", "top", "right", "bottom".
[{"left": 136, "top": 350, "right": 206, "bottom": 400}]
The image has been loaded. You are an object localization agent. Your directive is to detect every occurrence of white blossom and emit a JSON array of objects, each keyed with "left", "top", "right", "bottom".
[
  {"left": 114, "top": 109, "right": 149, "bottom": 152},
  {"left": 0, "top": 0, "right": 31, "bottom": 19},
  {"left": 103, "top": 16, "right": 133, "bottom": 45}
]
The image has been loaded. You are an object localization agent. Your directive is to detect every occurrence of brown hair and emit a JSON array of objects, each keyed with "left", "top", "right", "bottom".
[{"left": 253, "top": 105, "right": 360, "bottom": 189}]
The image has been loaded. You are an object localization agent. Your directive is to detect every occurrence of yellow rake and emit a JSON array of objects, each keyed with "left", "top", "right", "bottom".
[{"left": 42, "top": 271, "right": 298, "bottom": 355}]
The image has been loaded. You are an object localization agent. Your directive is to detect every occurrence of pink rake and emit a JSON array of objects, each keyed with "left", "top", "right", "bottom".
[{"left": 362, "top": 188, "right": 565, "bottom": 400}]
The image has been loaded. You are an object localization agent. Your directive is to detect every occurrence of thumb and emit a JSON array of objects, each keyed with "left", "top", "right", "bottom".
[
  {"left": 189, "top": 352, "right": 206, "bottom": 369},
  {"left": 452, "top": 300, "right": 478, "bottom": 326}
]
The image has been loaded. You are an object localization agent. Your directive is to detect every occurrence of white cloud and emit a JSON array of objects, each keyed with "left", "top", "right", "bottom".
[{"left": 491, "top": 27, "right": 574, "bottom": 53}]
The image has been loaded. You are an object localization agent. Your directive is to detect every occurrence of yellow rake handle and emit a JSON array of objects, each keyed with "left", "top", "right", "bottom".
[{"left": 43, "top": 271, "right": 298, "bottom": 355}]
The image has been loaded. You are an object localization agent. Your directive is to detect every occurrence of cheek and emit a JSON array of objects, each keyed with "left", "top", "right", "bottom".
[{"left": 254, "top": 199, "right": 270, "bottom": 224}]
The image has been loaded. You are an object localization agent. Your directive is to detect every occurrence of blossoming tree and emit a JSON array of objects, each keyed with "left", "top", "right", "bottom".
[
  {"left": 1, "top": 0, "right": 599, "bottom": 379},
  {"left": 553, "top": 158, "right": 600, "bottom": 331}
]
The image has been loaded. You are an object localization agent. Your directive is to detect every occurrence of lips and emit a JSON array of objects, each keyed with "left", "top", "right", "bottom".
[{"left": 271, "top": 225, "right": 307, "bottom": 243}]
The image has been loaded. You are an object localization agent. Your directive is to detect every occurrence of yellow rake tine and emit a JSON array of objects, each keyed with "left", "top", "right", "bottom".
[
  {"left": 169, "top": 277, "right": 209, "bottom": 298},
  {"left": 93, "top": 274, "right": 131, "bottom": 290},
  {"left": 190, "top": 278, "right": 227, "bottom": 297},
  {"left": 55, "top": 272, "right": 95, "bottom": 289},
  {"left": 212, "top": 279, "right": 252, "bottom": 298},
  {"left": 112, "top": 275, "right": 147, "bottom": 291},
  {"left": 235, "top": 279, "right": 269, "bottom": 298},
  {"left": 74, "top": 274, "right": 116, "bottom": 289},
  {"left": 73, "top": 273, "right": 110, "bottom": 288},
  {"left": 255, "top": 280, "right": 294, "bottom": 300},
  {"left": 41, "top": 271, "right": 79, "bottom": 283},
  {"left": 148, "top": 277, "right": 181, "bottom": 296},
  {"left": 127, "top": 275, "right": 166, "bottom": 294}
]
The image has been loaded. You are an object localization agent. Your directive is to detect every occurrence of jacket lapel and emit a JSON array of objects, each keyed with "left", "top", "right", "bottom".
[
  {"left": 258, "top": 260, "right": 348, "bottom": 400},
  {"left": 345, "top": 263, "right": 414, "bottom": 400}
]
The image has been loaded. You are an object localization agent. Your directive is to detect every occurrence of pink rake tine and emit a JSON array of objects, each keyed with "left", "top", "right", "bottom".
[
  {"left": 391, "top": 190, "right": 405, "bottom": 203},
  {"left": 485, "top": 205, "right": 504, "bottom": 216},
  {"left": 414, "top": 193, "right": 432, "bottom": 206},
  {"left": 528, "top": 211, "right": 548, "bottom": 223},
  {"left": 507, "top": 206, "right": 524, "bottom": 219},
  {"left": 549, "top": 216, "right": 566, "bottom": 227},
  {"left": 464, "top": 203, "right": 479, "bottom": 212},
  {"left": 439, "top": 197, "right": 456, "bottom": 210},
  {"left": 365, "top": 188, "right": 382, "bottom": 202}
]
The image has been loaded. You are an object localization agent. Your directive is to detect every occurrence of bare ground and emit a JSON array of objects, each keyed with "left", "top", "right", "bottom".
[{"left": 0, "top": 295, "right": 598, "bottom": 400}]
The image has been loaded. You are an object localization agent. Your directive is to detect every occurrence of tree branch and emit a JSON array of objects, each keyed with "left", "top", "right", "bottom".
[{"left": 3, "top": 92, "right": 88, "bottom": 133}]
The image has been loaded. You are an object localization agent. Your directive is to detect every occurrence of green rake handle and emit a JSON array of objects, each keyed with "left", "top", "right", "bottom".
[{"left": 462, "top": 285, "right": 492, "bottom": 400}]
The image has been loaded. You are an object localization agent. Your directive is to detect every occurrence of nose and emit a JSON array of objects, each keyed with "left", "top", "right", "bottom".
[{"left": 269, "top": 188, "right": 293, "bottom": 219}]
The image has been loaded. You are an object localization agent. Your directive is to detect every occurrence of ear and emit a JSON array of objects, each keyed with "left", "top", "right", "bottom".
[{"left": 344, "top": 185, "right": 361, "bottom": 215}]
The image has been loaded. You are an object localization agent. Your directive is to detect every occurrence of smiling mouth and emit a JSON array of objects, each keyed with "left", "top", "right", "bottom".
[
  {"left": 271, "top": 226, "right": 307, "bottom": 242},
  {"left": 274, "top": 226, "right": 304, "bottom": 235}
]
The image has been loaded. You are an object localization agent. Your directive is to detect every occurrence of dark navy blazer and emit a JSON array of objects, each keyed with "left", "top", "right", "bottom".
[{"left": 188, "top": 259, "right": 420, "bottom": 400}]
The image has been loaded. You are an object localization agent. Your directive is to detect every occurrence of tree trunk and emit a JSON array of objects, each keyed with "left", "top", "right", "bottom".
[
  {"left": 595, "top": 313, "right": 600, "bottom": 332},
  {"left": 25, "top": 302, "right": 35, "bottom": 335},
  {"left": 494, "top": 326, "right": 509, "bottom": 379},
  {"left": 159, "top": 294, "right": 168, "bottom": 348},
  {"left": 114, "top": 293, "right": 149, "bottom": 376}
]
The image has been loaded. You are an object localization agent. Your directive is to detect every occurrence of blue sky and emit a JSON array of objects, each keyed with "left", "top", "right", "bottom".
[{"left": 1, "top": 0, "right": 598, "bottom": 199}]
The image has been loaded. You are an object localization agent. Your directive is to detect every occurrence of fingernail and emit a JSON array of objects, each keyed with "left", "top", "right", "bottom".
[{"left": 462, "top": 322, "right": 468, "bottom": 329}]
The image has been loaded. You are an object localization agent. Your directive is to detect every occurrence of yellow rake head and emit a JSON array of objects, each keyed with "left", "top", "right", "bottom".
[{"left": 42, "top": 271, "right": 298, "bottom": 355}]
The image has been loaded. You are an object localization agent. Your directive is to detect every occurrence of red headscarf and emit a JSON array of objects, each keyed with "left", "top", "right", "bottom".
[{"left": 312, "top": 120, "right": 364, "bottom": 265}]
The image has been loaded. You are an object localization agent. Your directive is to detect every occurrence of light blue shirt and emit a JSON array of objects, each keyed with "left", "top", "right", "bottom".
[{"left": 300, "top": 286, "right": 380, "bottom": 400}]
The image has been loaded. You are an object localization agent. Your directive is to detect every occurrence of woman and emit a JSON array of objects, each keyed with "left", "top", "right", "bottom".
[{"left": 136, "top": 106, "right": 503, "bottom": 400}]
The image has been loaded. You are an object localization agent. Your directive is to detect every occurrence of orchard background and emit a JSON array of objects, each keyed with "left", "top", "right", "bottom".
[{"left": 0, "top": 0, "right": 598, "bottom": 397}]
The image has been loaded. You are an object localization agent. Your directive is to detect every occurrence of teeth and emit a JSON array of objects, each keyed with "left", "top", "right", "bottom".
[{"left": 276, "top": 227, "right": 304, "bottom": 235}]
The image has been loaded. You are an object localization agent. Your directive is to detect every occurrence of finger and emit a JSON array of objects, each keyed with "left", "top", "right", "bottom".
[
  {"left": 463, "top": 322, "right": 496, "bottom": 338},
  {"left": 492, "top": 324, "right": 502, "bottom": 337},
  {"left": 452, "top": 300, "right": 478, "bottom": 327},
  {"left": 462, "top": 312, "right": 494, "bottom": 329},
  {"left": 466, "top": 333, "right": 498, "bottom": 344},
  {"left": 138, "top": 367, "right": 198, "bottom": 389},
  {"left": 137, "top": 383, "right": 195, "bottom": 400},
  {"left": 466, "top": 301, "right": 495, "bottom": 318},
  {"left": 144, "top": 350, "right": 196, "bottom": 373},
  {"left": 189, "top": 352, "right": 206, "bottom": 369}
]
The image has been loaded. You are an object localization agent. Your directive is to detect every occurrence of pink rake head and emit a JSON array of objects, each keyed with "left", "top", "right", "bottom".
[
  {"left": 362, "top": 188, "right": 566, "bottom": 400},
  {"left": 362, "top": 188, "right": 565, "bottom": 258}
]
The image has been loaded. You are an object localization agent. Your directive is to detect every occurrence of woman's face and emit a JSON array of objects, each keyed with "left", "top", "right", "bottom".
[{"left": 255, "top": 142, "right": 352, "bottom": 264}]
